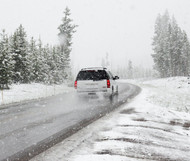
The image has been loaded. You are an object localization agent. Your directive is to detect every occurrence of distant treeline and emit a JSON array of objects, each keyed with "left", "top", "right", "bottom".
[
  {"left": 152, "top": 11, "right": 190, "bottom": 78},
  {"left": 101, "top": 54, "right": 154, "bottom": 79},
  {"left": 114, "top": 60, "right": 154, "bottom": 79},
  {"left": 0, "top": 7, "right": 77, "bottom": 89}
]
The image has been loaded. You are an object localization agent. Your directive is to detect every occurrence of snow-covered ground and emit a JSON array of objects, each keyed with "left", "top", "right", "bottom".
[
  {"left": 31, "top": 77, "right": 190, "bottom": 161},
  {"left": 123, "top": 77, "right": 190, "bottom": 113},
  {"left": 0, "top": 83, "right": 73, "bottom": 107}
]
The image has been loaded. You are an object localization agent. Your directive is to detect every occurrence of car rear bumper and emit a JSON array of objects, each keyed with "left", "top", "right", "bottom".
[{"left": 76, "top": 88, "right": 112, "bottom": 95}]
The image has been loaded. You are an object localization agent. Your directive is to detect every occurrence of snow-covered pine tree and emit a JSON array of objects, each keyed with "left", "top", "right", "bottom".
[
  {"left": 101, "top": 58, "right": 106, "bottom": 67},
  {"left": 101, "top": 53, "right": 110, "bottom": 69},
  {"left": 51, "top": 46, "right": 60, "bottom": 83},
  {"left": 0, "top": 30, "right": 12, "bottom": 89},
  {"left": 57, "top": 7, "right": 77, "bottom": 81},
  {"left": 167, "top": 23, "right": 174, "bottom": 77},
  {"left": 10, "top": 32, "right": 19, "bottom": 83},
  {"left": 105, "top": 53, "right": 110, "bottom": 69},
  {"left": 152, "top": 11, "right": 190, "bottom": 77},
  {"left": 181, "top": 31, "right": 190, "bottom": 76},
  {"left": 152, "top": 11, "right": 170, "bottom": 78},
  {"left": 45, "top": 45, "right": 60, "bottom": 84},
  {"left": 54, "top": 45, "right": 67, "bottom": 83},
  {"left": 10, "top": 25, "right": 29, "bottom": 83},
  {"left": 52, "top": 45, "right": 69, "bottom": 84},
  {"left": 127, "top": 60, "right": 133, "bottom": 79},
  {"left": 35, "top": 37, "right": 46, "bottom": 83},
  {"left": 41, "top": 44, "right": 52, "bottom": 84},
  {"left": 28, "top": 37, "right": 39, "bottom": 82},
  {"left": 170, "top": 17, "right": 182, "bottom": 76}
]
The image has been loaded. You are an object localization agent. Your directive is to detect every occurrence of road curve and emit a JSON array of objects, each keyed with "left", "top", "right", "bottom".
[{"left": 0, "top": 82, "right": 140, "bottom": 161}]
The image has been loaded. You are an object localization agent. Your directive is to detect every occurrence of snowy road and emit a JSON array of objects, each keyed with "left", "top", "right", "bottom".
[{"left": 0, "top": 82, "right": 140, "bottom": 161}]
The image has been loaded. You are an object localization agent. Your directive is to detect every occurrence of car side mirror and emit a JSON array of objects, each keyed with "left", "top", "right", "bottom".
[{"left": 113, "top": 76, "right": 119, "bottom": 80}]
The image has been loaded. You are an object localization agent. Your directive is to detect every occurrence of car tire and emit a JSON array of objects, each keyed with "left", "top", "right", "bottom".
[
  {"left": 112, "top": 86, "right": 114, "bottom": 95},
  {"left": 115, "top": 85, "right": 119, "bottom": 95},
  {"left": 109, "top": 86, "right": 114, "bottom": 100}
]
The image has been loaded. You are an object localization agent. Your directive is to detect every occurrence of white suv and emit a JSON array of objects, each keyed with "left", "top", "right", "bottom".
[{"left": 74, "top": 67, "right": 119, "bottom": 96}]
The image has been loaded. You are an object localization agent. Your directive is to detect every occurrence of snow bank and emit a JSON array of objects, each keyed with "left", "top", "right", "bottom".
[
  {"left": 120, "top": 77, "right": 190, "bottom": 113},
  {"left": 0, "top": 83, "right": 73, "bottom": 107},
  {"left": 143, "top": 77, "right": 190, "bottom": 113}
]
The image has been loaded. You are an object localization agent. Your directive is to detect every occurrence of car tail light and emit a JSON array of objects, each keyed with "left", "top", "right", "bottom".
[
  {"left": 74, "top": 81, "right": 77, "bottom": 89},
  {"left": 107, "top": 79, "right": 110, "bottom": 88}
]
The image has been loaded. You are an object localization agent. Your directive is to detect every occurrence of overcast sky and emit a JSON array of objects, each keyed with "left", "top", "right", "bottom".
[{"left": 0, "top": 0, "right": 190, "bottom": 72}]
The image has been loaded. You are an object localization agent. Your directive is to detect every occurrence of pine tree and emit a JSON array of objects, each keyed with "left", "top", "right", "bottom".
[
  {"left": 10, "top": 25, "right": 29, "bottom": 83},
  {"left": 36, "top": 38, "right": 45, "bottom": 82},
  {"left": 170, "top": 17, "right": 181, "bottom": 76},
  {"left": 101, "top": 53, "right": 110, "bottom": 69},
  {"left": 101, "top": 58, "right": 106, "bottom": 67},
  {"left": 152, "top": 11, "right": 170, "bottom": 77},
  {"left": 51, "top": 46, "right": 60, "bottom": 83},
  {"left": 41, "top": 44, "right": 51, "bottom": 84},
  {"left": 152, "top": 11, "right": 190, "bottom": 77},
  {"left": 58, "top": 7, "right": 77, "bottom": 80},
  {"left": 45, "top": 45, "right": 60, "bottom": 84},
  {"left": 0, "top": 30, "right": 12, "bottom": 89},
  {"left": 28, "top": 37, "right": 39, "bottom": 82},
  {"left": 181, "top": 31, "right": 190, "bottom": 76},
  {"left": 105, "top": 53, "right": 110, "bottom": 68},
  {"left": 127, "top": 60, "right": 133, "bottom": 79}
]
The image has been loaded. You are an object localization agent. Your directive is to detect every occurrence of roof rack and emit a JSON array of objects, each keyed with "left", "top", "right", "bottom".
[{"left": 81, "top": 67, "right": 107, "bottom": 71}]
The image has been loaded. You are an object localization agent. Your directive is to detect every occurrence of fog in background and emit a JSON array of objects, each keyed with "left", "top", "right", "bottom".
[{"left": 0, "top": 0, "right": 190, "bottom": 74}]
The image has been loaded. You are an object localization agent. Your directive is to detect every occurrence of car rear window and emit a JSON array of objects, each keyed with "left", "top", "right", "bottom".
[{"left": 76, "top": 70, "right": 109, "bottom": 80}]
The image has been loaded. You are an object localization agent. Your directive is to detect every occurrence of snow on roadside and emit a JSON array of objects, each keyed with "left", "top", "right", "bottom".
[
  {"left": 143, "top": 77, "right": 190, "bottom": 113},
  {"left": 121, "top": 77, "right": 190, "bottom": 113},
  {"left": 31, "top": 77, "right": 190, "bottom": 161},
  {"left": 0, "top": 83, "right": 73, "bottom": 107}
]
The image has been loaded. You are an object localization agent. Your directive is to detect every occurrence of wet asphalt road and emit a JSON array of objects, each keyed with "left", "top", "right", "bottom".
[{"left": 0, "top": 82, "right": 140, "bottom": 161}]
